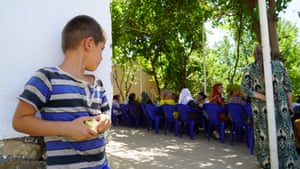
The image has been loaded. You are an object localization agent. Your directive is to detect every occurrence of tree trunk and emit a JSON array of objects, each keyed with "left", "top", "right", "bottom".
[
  {"left": 243, "top": 0, "right": 279, "bottom": 54},
  {"left": 268, "top": 0, "right": 279, "bottom": 53}
]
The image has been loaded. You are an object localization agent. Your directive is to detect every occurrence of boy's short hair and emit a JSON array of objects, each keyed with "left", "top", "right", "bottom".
[{"left": 61, "top": 15, "right": 106, "bottom": 53}]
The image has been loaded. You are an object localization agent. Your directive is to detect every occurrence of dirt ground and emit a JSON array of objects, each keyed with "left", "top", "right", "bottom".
[{"left": 106, "top": 125, "right": 300, "bottom": 169}]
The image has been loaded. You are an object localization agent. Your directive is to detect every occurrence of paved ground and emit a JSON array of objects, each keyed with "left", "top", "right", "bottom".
[{"left": 106, "top": 125, "right": 300, "bottom": 169}]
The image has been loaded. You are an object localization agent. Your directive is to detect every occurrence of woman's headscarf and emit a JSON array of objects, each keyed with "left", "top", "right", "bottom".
[
  {"left": 141, "top": 91, "right": 153, "bottom": 104},
  {"left": 161, "top": 89, "right": 173, "bottom": 99},
  {"left": 128, "top": 93, "right": 136, "bottom": 104},
  {"left": 211, "top": 83, "right": 223, "bottom": 97},
  {"left": 178, "top": 88, "right": 193, "bottom": 104}
]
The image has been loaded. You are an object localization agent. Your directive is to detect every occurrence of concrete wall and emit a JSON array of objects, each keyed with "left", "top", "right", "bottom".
[
  {"left": 0, "top": 0, "right": 113, "bottom": 140},
  {"left": 112, "top": 65, "right": 159, "bottom": 103}
]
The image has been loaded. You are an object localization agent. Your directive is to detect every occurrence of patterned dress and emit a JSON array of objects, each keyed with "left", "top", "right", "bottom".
[{"left": 241, "top": 60, "right": 297, "bottom": 169}]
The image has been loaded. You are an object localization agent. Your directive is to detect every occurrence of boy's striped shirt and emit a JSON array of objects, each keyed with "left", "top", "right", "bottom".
[{"left": 19, "top": 67, "right": 110, "bottom": 169}]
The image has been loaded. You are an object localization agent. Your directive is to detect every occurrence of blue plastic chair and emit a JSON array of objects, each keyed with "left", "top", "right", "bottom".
[
  {"left": 189, "top": 106, "right": 207, "bottom": 137},
  {"left": 141, "top": 103, "right": 152, "bottom": 132},
  {"left": 243, "top": 103, "right": 254, "bottom": 155},
  {"left": 225, "top": 103, "right": 248, "bottom": 145},
  {"left": 161, "top": 104, "right": 179, "bottom": 136},
  {"left": 202, "top": 103, "right": 226, "bottom": 143},
  {"left": 143, "top": 104, "right": 164, "bottom": 134},
  {"left": 120, "top": 104, "right": 132, "bottom": 127},
  {"left": 176, "top": 104, "right": 199, "bottom": 140},
  {"left": 127, "top": 104, "right": 141, "bottom": 129}
]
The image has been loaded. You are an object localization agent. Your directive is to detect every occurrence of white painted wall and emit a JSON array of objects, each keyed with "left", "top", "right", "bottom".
[{"left": 0, "top": 0, "right": 113, "bottom": 139}]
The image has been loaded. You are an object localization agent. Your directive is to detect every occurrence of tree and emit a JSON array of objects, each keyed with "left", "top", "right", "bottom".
[
  {"left": 111, "top": 0, "right": 138, "bottom": 100},
  {"left": 208, "top": 0, "right": 293, "bottom": 89},
  {"left": 243, "top": 0, "right": 292, "bottom": 53},
  {"left": 277, "top": 20, "right": 300, "bottom": 97},
  {"left": 110, "top": 0, "right": 299, "bottom": 98},
  {"left": 111, "top": 0, "right": 213, "bottom": 95}
]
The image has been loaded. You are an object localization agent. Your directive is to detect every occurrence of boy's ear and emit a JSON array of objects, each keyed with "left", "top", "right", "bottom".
[{"left": 83, "top": 37, "right": 94, "bottom": 50}]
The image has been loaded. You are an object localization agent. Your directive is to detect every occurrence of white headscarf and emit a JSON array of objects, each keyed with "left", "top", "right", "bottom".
[{"left": 178, "top": 88, "right": 193, "bottom": 104}]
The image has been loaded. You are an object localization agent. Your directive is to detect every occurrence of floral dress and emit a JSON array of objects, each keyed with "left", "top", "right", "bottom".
[{"left": 241, "top": 60, "right": 297, "bottom": 169}]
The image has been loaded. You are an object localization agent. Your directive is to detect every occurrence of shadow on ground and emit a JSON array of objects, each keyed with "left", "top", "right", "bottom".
[{"left": 106, "top": 126, "right": 261, "bottom": 169}]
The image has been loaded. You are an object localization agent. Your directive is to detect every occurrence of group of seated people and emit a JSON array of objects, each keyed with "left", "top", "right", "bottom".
[
  {"left": 111, "top": 83, "right": 252, "bottom": 138},
  {"left": 111, "top": 84, "right": 300, "bottom": 146}
]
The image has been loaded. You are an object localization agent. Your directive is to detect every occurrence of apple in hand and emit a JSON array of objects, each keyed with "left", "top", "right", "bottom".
[{"left": 84, "top": 118, "right": 98, "bottom": 130}]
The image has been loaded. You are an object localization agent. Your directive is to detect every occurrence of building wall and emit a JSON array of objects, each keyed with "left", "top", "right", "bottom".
[
  {"left": 112, "top": 65, "right": 159, "bottom": 104},
  {"left": 0, "top": 0, "right": 113, "bottom": 139}
]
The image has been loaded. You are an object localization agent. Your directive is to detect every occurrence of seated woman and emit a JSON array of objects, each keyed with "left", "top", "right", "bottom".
[
  {"left": 209, "top": 83, "right": 227, "bottom": 139},
  {"left": 227, "top": 84, "right": 248, "bottom": 105},
  {"left": 226, "top": 84, "right": 250, "bottom": 124},
  {"left": 160, "top": 89, "right": 179, "bottom": 119},
  {"left": 195, "top": 91, "right": 207, "bottom": 107},
  {"left": 112, "top": 95, "right": 123, "bottom": 115},
  {"left": 178, "top": 88, "right": 203, "bottom": 134},
  {"left": 210, "top": 83, "right": 225, "bottom": 106},
  {"left": 128, "top": 93, "right": 143, "bottom": 116},
  {"left": 112, "top": 94, "right": 123, "bottom": 124},
  {"left": 141, "top": 91, "right": 154, "bottom": 105},
  {"left": 178, "top": 88, "right": 202, "bottom": 120}
]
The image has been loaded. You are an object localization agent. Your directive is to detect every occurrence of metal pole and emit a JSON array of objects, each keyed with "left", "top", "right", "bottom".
[
  {"left": 139, "top": 66, "right": 142, "bottom": 95},
  {"left": 258, "top": 0, "right": 279, "bottom": 168},
  {"left": 202, "top": 22, "right": 207, "bottom": 94}
]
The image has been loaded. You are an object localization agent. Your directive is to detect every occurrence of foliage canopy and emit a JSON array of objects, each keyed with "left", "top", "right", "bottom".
[{"left": 111, "top": 0, "right": 300, "bottom": 101}]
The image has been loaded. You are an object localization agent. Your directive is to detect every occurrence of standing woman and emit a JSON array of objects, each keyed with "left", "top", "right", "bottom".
[{"left": 241, "top": 45, "right": 297, "bottom": 169}]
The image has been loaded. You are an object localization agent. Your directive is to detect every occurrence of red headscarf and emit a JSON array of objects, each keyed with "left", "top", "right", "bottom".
[{"left": 210, "top": 83, "right": 225, "bottom": 106}]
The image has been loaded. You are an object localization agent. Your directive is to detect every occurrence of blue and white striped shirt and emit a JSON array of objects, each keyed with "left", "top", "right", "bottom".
[{"left": 19, "top": 67, "right": 110, "bottom": 169}]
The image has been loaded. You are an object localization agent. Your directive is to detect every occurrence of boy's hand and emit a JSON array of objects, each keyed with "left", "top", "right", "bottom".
[
  {"left": 65, "top": 115, "right": 111, "bottom": 141},
  {"left": 65, "top": 116, "right": 98, "bottom": 141},
  {"left": 95, "top": 114, "right": 111, "bottom": 133}
]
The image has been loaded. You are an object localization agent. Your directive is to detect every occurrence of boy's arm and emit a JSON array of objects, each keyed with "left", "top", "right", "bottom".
[{"left": 13, "top": 100, "right": 101, "bottom": 141}]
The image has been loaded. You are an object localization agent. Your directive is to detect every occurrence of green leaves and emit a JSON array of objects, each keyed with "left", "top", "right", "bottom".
[{"left": 110, "top": 0, "right": 299, "bottom": 99}]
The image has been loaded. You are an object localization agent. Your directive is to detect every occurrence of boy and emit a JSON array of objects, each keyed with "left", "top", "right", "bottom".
[{"left": 12, "top": 15, "right": 111, "bottom": 168}]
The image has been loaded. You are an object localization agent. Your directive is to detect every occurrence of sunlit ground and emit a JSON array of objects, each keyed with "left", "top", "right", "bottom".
[{"left": 106, "top": 125, "right": 267, "bottom": 169}]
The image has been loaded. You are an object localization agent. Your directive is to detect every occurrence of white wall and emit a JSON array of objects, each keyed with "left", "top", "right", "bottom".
[{"left": 0, "top": 0, "right": 113, "bottom": 139}]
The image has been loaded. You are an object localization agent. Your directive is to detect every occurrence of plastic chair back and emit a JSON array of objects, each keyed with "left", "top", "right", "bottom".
[
  {"left": 120, "top": 104, "right": 128, "bottom": 114},
  {"left": 144, "top": 104, "right": 163, "bottom": 134},
  {"left": 161, "top": 104, "right": 176, "bottom": 121},
  {"left": 176, "top": 104, "right": 193, "bottom": 121},
  {"left": 127, "top": 104, "right": 140, "bottom": 128},
  {"left": 141, "top": 103, "right": 150, "bottom": 119},
  {"left": 202, "top": 103, "right": 226, "bottom": 143},
  {"left": 145, "top": 104, "right": 160, "bottom": 120},
  {"left": 161, "top": 104, "right": 178, "bottom": 136},
  {"left": 225, "top": 103, "right": 246, "bottom": 127},
  {"left": 141, "top": 103, "right": 151, "bottom": 131},
  {"left": 120, "top": 104, "right": 132, "bottom": 127},
  {"left": 225, "top": 103, "right": 248, "bottom": 145},
  {"left": 176, "top": 104, "right": 196, "bottom": 140},
  {"left": 203, "top": 103, "right": 224, "bottom": 124}
]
